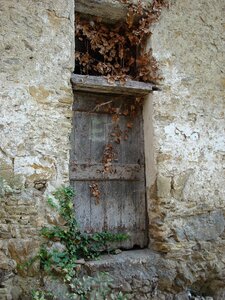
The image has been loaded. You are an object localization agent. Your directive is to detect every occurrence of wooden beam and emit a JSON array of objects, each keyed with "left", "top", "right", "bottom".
[
  {"left": 71, "top": 74, "right": 154, "bottom": 96},
  {"left": 70, "top": 163, "right": 144, "bottom": 181}
]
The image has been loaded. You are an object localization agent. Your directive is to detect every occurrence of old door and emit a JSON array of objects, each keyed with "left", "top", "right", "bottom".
[{"left": 70, "top": 91, "right": 147, "bottom": 248}]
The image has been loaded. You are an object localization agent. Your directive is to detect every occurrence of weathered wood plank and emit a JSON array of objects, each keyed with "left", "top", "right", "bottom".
[
  {"left": 70, "top": 164, "right": 144, "bottom": 181},
  {"left": 71, "top": 74, "right": 154, "bottom": 95},
  {"left": 71, "top": 180, "right": 147, "bottom": 248},
  {"left": 71, "top": 181, "right": 92, "bottom": 232}
]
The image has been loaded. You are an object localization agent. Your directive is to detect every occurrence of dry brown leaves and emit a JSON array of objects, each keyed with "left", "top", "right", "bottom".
[
  {"left": 75, "top": 0, "right": 168, "bottom": 83},
  {"left": 102, "top": 143, "right": 116, "bottom": 173},
  {"left": 89, "top": 182, "right": 100, "bottom": 204}
]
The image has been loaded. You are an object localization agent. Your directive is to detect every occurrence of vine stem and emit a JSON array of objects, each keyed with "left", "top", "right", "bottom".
[{"left": 92, "top": 100, "right": 113, "bottom": 112}]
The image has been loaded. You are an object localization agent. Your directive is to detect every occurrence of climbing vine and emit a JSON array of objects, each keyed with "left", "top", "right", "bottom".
[
  {"left": 22, "top": 187, "right": 128, "bottom": 299},
  {"left": 75, "top": 0, "right": 168, "bottom": 83},
  {"left": 41, "top": 187, "right": 128, "bottom": 268}
]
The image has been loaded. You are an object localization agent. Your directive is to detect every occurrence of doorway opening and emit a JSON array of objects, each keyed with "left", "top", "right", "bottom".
[{"left": 70, "top": 1, "right": 159, "bottom": 250}]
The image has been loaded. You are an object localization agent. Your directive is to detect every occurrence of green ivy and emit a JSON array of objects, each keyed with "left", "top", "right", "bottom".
[
  {"left": 32, "top": 273, "right": 128, "bottom": 300},
  {"left": 30, "top": 186, "right": 128, "bottom": 299},
  {"left": 40, "top": 187, "right": 128, "bottom": 273}
]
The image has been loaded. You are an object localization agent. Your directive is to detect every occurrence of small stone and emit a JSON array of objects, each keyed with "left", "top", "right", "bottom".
[
  {"left": 76, "top": 259, "right": 85, "bottom": 265},
  {"left": 157, "top": 175, "right": 171, "bottom": 198},
  {"left": 8, "top": 239, "right": 40, "bottom": 275},
  {"left": 34, "top": 180, "right": 47, "bottom": 191},
  {"left": 174, "top": 291, "right": 189, "bottom": 300},
  {"left": 141, "top": 286, "right": 151, "bottom": 293},
  {"left": 114, "top": 249, "right": 122, "bottom": 255},
  {"left": 214, "top": 289, "right": 225, "bottom": 300},
  {"left": 49, "top": 242, "right": 66, "bottom": 253},
  {"left": 0, "top": 224, "right": 11, "bottom": 239},
  {"left": 120, "top": 282, "right": 132, "bottom": 293},
  {"left": 171, "top": 171, "right": 192, "bottom": 199},
  {"left": 132, "top": 278, "right": 142, "bottom": 288},
  {"left": 11, "top": 284, "right": 22, "bottom": 300},
  {"left": 0, "top": 288, "right": 11, "bottom": 300},
  {"left": 0, "top": 270, "right": 13, "bottom": 283}
]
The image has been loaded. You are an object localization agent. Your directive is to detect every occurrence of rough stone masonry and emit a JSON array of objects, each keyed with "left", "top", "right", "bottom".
[{"left": 0, "top": 0, "right": 224, "bottom": 299}]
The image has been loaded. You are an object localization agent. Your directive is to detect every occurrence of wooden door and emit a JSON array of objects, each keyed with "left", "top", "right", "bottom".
[{"left": 70, "top": 92, "right": 147, "bottom": 248}]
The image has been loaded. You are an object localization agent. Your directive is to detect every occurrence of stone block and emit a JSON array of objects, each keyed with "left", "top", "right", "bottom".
[
  {"left": 8, "top": 239, "right": 40, "bottom": 276},
  {"left": 29, "top": 86, "right": 51, "bottom": 103},
  {"left": 20, "top": 227, "right": 39, "bottom": 238},
  {"left": 0, "top": 252, "right": 16, "bottom": 271},
  {"left": 43, "top": 276, "right": 69, "bottom": 300},
  {"left": 214, "top": 289, "right": 225, "bottom": 300},
  {"left": 0, "top": 288, "right": 11, "bottom": 300},
  {"left": 141, "top": 286, "right": 151, "bottom": 293},
  {"left": 0, "top": 159, "right": 13, "bottom": 171},
  {"left": 172, "top": 211, "right": 225, "bottom": 242},
  {"left": 0, "top": 179, "right": 13, "bottom": 197},
  {"left": 174, "top": 291, "right": 189, "bottom": 300},
  {"left": 14, "top": 156, "right": 56, "bottom": 184},
  {"left": 123, "top": 282, "right": 133, "bottom": 293},
  {"left": 0, "top": 225, "right": 11, "bottom": 239},
  {"left": 157, "top": 175, "right": 171, "bottom": 198},
  {"left": 10, "top": 285, "right": 22, "bottom": 300},
  {"left": 0, "top": 168, "right": 24, "bottom": 195},
  {"left": 171, "top": 171, "right": 192, "bottom": 200},
  {"left": 132, "top": 278, "right": 143, "bottom": 288}
]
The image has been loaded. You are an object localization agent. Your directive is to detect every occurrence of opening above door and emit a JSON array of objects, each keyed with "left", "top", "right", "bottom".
[{"left": 74, "top": 2, "right": 163, "bottom": 84}]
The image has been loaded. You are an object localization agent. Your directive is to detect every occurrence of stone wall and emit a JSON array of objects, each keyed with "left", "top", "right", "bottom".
[
  {"left": 0, "top": 0, "right": 225, "bottom": 299},
  {"left": 146, "top": 0, "right": 225, "bottom": 295},
  {"left": 0, "top": 0, "right": 74, "bottom": 298}
]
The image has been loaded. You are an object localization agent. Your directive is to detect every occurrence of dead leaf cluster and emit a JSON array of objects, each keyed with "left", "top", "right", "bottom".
[
  {"left": 102, "top": 143, "right": 117, "bottom": 173},
  {"left": 94, "top": 96, "right": 144, "bottom": 144},
  {"left": 75, "top": 0, "right": 168, "bottom": 83},
  {"left": 89, "top": 182, "right": 101, "bottom": 204}
]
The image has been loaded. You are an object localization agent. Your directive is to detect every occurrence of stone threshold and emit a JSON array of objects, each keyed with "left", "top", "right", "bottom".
[
  {"left": 83, "top": 249, "right": 162, "bottom": 293},
  {"left": 84, "top": 249, "right": 160, "bottom": 271}
]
